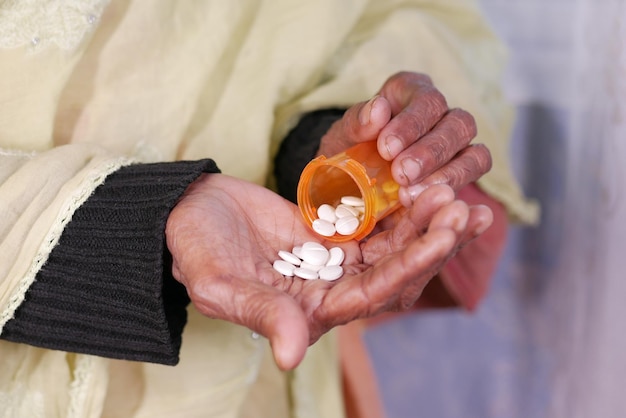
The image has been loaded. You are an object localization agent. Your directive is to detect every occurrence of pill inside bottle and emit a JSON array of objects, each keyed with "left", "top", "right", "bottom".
[{"left": 297, "top": 141, "right": 402, "bottom": 242}]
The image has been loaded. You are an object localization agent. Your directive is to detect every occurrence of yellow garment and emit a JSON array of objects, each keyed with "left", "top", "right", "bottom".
[{"left": 0, "top": 1, "right": 538, "bottom": 417}]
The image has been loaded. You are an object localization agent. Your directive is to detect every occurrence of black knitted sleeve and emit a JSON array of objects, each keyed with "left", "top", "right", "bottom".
[
  {"left": 2, "top": 108, "right": 343, "bottom": 366},
  {"left": 1, "top": 159, "right": 219, "bottom": 366},
  {"left": 274, "top": 108, "right": 345, "bottom": 202}
]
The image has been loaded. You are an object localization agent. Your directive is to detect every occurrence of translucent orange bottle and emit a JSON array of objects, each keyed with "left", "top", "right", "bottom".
[{"left": 297, "top": 141, "right": 402, "bottom": 242}]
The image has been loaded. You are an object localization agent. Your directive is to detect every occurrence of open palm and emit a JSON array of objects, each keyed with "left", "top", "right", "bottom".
[{"left": 166, "top": 173, "right": 490, "bottom": 370}]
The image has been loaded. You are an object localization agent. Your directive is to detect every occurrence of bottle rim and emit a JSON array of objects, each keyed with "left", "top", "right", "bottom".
[{"left": 297, "top": 155, "right": 377, "bottom": 242}]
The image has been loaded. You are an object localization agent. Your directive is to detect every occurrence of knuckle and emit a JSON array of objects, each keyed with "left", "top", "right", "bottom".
[
  {"left": 425, "top": 157, "right": 482, "bottom": 190},
  {"left": 385, "top": 72, "right": 436, "bottom": 103},
  {"left": 407, "top": 71, "right": 434, "bottom": 86},
  {"left": 439, "top": 167, "right": 468, "bottom": 190},
  {"left": 398, "top": 292, "right": 420, "bottom": 310},
  {"left": 426, "top": 136, "right": 449, "bottom": 166},
  {"left": 384, "top": 72, "right": 410, "bottom": 92},
  {"left": 467, "top": 144, "right": 493, "bottom": 173},
  {"left": 422, "top": 88, "right": 448, "bottom": 116},
  {"left": 388, "top": 71, "right": 408, "bottom": 83},
  {"left": 451, "top": 149, "right": 491, "bottom": 185},
  {"left": 388, "top": 71, "right": 428, "bottom": 85},
  {"left": 446, "top": 108, "right": 478, "bottom": 141},
  {"left": 458, "top": 163, "right": 480, "bottom": 185},
  {"left": 402, "top": 111, "right": 430, "bottom": 140}
]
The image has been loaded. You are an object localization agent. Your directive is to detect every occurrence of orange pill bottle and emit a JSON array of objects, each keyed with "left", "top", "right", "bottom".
[{"left": 297, "top": 141, "right": 402, "bottom": 242}]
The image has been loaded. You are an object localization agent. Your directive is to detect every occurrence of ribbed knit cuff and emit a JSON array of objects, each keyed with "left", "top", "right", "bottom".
[
  {"left": 274, "top": 109, "right": 345, "bottom": 202},
  {"left": 1, "top": 159, "right": 219, "bottom": 365}
]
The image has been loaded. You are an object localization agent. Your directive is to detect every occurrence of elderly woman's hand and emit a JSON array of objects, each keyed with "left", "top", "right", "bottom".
[
  {"left": 317, "top": 71, "right": 492, "bottom": 206},
  {"left": 165, "top": 174, "right": 492, "bottom": 371}
]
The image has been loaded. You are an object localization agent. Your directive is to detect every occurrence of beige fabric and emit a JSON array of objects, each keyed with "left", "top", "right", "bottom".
[{"left": 0, "top": 0, "right": 538, "bottom": 417}]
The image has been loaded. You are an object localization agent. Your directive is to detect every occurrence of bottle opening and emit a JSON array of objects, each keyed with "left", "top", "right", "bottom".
[
  {"left": 307, "top": 165, "right": 361, "bottom": 209},
  {"left": 298, "top": 158, "right": 376, "bottom": 242},
  {"left": 298, "top": 141, "right": 402, "bottom": 242}
]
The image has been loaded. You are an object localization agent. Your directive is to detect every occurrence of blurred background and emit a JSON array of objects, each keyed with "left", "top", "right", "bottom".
[{"left": 365, "top": 1, "right": 626, "bottom": 417}]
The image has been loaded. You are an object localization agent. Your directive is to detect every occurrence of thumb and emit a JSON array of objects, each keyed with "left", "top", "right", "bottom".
[
  {"left": 262, "top": 294, "right": 310, "bottom": 370},
  {"left": 188, "top": 276, "right": 310, "bottom": 371},
  {"left": 320, "top": 95, "right": 391, "bottom": 156}
]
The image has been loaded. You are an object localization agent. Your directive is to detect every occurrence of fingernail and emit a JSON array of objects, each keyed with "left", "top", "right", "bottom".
[
  {"left": 474, "top": 221, "right": 492, "bottom": 236},
  {"left": 359, "top": 95, "right": 379, "bottom": 125},
  {"left": 401, "top": 158, "right": 422, "bottom": 184},
  {"left": 407, "top": 183, "right": 426, "bottom": 202},
  {"left": 384, "top": 135, "right": 403, "bottom": 159},
  {"left": 474, "top": 205, "right": 494, "bottom": 235}
]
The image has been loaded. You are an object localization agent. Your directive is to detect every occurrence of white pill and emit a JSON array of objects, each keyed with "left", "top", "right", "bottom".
[
  {"left": 317, "top": 204, "right": 338, "bottom": 223},
  {"left": 312, "top": 219, "right": 336, "bottom": 237},
  {"left": 273, "top": 260, "right": 296, "bottom": 276},
  {"left": 319, "top": 265, "right": 344, "bottom": 281},
  {"left": 292, "top": 246, "right": 304, "bottom": 259},
  {"left": 301, "top": 241, "right": 330, "bottom": 266},
  {"left": 341, "top": 196, "right": 365, "bottom": 207},
  {"left": 294, "top": 267, "right": 319, "bottom": 280},
  {"left": 278, "top": 250, "right": 302, "bottom": 266},
  {"left": 335, "top": 204, "right": 360, "bottom": 218},
  {"left": 300, "top": 261, "right": 324, "bottom": 272},
  {"left": 335, "top": 215, "right": 359, "bottom": 235},
  {"left": 326, "top": 247, "right": 345, "bottom": 267}
]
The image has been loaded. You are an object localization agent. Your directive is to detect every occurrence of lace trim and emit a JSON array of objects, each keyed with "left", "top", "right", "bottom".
[
  {"left": 0, "top": 157, "right": 132, "bottom": 332},
  {"left": 0, "top": 0, "right": 109, "bottom": 51}
]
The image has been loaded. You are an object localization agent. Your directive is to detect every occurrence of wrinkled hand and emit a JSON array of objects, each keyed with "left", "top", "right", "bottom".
[
  {"left": 318, "top": 71, "right": 492, "bottom": 206},
  {"left": 166, "top": 173, "right": 492, "bottom": 371}
]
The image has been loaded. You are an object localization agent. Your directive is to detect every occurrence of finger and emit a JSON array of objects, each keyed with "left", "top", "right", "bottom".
[
  {"left": 318, "top": 95, "right": 391, "bottom": 157},
  {"left": 376, "top": 72, "right": 449, "bottom": 160},
  {"left": 397, "top": 202, "right": 493, "bottom": 303},
  {"left": 395, "top": 200, "right": 478, "bottom": 309},
  {"left": 427, "top": 200, "right": 470, "bottom": 234},
  {"left": 400, "top": 205, "right": 493, "bottom": 309},
  {"left": 323, "top": 226, "right": 458, "bottom": 322},
  {"left": 456, "top": 203, "right": 494, "bottom": 247},
  {"left": 398, "top": 144, "right": 492, "bottom": 206},
  {"left": 362, "top": 184, "right": 456, "bottom": 260},
  {"left": 187, "top": 273, "right": 309, "bottom": 371},
  {"left": 325, "top": 188, "right": 466, "bottom": 320},
  {"left": 268, "top": 296, "right": 310, "bottom": 370},
  {"left": 390, "top": 108, "right": 478, "bottom": 186}
]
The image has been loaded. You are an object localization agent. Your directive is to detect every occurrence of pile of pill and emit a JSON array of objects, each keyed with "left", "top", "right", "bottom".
[
  {"left": 312, "top": 195, "right": 365, "bottom": 237},
  {"left": 272, "top": 241, "right": 345, "bottom": 281}
]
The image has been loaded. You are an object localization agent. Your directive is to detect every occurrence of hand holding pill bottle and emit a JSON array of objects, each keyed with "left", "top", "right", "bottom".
[{"left": 297, "top": 140, "right": 402, "bottom": 242}]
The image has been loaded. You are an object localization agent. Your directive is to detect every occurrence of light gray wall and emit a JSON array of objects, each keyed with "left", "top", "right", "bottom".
[{"left": 366, "top": 1, "right": 626, "bottom": 417}]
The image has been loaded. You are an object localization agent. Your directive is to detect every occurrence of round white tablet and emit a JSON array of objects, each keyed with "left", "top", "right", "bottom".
[
  {"left": 278, "top": 250, "right": 302, "bottom": 266},
  {"left": 300, "top": 242, "right": 330, "bottom": 266},
  {"left": 319, "top": 265, "right": 343, "bottom": 281},
  {"left": 317, "top": 204, "right": 338, "bottom": 223},
  {"left": 335, "top": 204, "right": 360, "bottom": 218},
  {"left": 335, "top": 215, "right": 359, "bottom": 235},
  {"left": 300, "top": 261, "right": 324, "bottom": 272},
  {"left": 294, "top": 267, "right": 319, "bottom": 280},
  {"left": 292, "top": 246, "right": 304, "bottom": 259},
  {"left": 326, "top": 247, "right": 345, "bottom": 267},
  {"left": 273, "top": 260, "right": 296, "bottom": 277},
  {"left": 341, "top": 196, "right": 365, "bottom": 207},
  {"left": 312, "top": 218, "right": 336, "bottom": 237}
]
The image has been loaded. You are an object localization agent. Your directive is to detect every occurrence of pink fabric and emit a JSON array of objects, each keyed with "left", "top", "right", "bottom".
[{"left": 340, "top": 183, "right": 509, "bottom": 418}]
